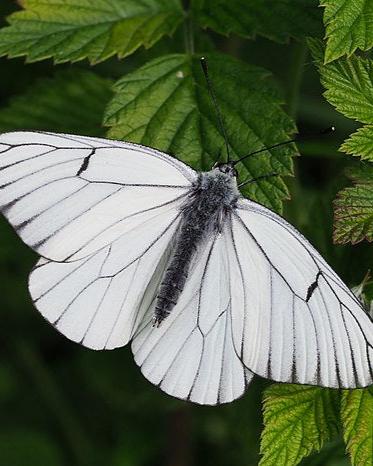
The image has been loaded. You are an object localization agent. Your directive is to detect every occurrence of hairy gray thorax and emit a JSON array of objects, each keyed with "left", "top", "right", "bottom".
[{"left": 153, "top": 168, "right": 239, "bottom": 326}]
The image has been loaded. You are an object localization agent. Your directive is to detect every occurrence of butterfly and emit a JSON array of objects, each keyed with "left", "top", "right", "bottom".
[{"left": 0, "top": 128, "right": 372, "bottom": 405}]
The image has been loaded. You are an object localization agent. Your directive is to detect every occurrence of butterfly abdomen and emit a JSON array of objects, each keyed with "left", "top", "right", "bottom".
[{"left": 153, "top": 169, "right": 239, "bottom": 326}]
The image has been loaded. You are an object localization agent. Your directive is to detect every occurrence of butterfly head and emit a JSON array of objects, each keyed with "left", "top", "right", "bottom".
[{"left": 213, "top": 162, "right": 238, "bottom": 178}]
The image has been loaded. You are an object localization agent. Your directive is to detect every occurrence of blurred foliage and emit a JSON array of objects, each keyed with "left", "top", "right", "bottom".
[
  {"left": 0, "top": 70, "right": 112, "bottom": 135},
  {"left": 193, "top": 0, "right": 322, "bottom": 43},
  {"left": 0, "top": 1, "right": 372, "bottom": 466}
]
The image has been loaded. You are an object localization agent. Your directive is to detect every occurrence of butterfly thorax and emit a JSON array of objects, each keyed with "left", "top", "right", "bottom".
[{"left": 153, "top": 168, "right": 239, "bottom": 326}]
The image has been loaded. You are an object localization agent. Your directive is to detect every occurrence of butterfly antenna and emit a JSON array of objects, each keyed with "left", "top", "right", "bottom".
[
  {"left": 200, "top": 57, "right": 231, "bottom": 163},
  {"left": 231, "top": 126, "right": 335, "bottom": 167}
]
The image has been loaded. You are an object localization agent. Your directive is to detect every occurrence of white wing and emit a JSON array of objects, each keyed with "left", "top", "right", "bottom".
[
  {"left": 231, "top": 199, "right": 373, "bottom": 388},
  {"left": 29, "top": 202, "right": 179, "bottom": 350},
  {"left": 0, "top": 131, "right": 195, "bottom": 261},
  {"left": 132, "top": 227, "right": 254, "bottom": 405},
  {"left": 1, "top": 131, "right": 196, "bottom": 350}
]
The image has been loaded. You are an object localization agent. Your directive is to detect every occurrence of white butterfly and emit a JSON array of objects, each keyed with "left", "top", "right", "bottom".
[{"left": 0, "top": 130, "right": 372, "bottom": 405}]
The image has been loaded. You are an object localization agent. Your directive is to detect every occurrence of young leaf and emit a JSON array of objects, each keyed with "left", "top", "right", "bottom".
[
  {"left": 334, "top": 167, "right": 373, "bottom": 244},
  {"left": 104, "top": 53, "right": 296, "bottom": 212},
  {"left": 0, "top": 69, "right": 112, "bottom": 136},
  {"left": 341, "top": 127, "right": 373, "bottom": 162},
  {"left": 341, "top": 388, "right": 373, "bottom": 466},
  {"left": 309, "top": 39, "right": 373, "bottom": 125},
  {"left": 260, "top": 385, "right": 339, "bottom": 466},
  {"left": 0, "top": 0, "right": 183, "bottom": 64},
  {"left": 322, "top": 0, "right": 373, "bottom": 63},
  {"left": 310, "top": 38, "right": 373, "bottom": 161},
  {"left": 193, "top": 0, "right": 322, "bottom": 43}
]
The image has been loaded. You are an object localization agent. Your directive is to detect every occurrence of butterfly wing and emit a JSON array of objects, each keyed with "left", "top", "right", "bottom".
[
  {"left": 132, "top": 227, "right": 254, "bottom": 405},
  {"left": 29, "top": 202, "right": 180, "bottom": 349},
  {"left": 0, "top": 131, "right": 194, "bottom": 261},
  {"left": 0, "top": 131, "right": 197, "bottom": 349},
  {"left": 231, "top": 199, "right": 373, "bottom": 388}
]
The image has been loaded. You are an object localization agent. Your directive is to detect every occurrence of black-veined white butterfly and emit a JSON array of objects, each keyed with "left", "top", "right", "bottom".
[{"left": 0, "top": 127, "right": 372, "bottom": 405}]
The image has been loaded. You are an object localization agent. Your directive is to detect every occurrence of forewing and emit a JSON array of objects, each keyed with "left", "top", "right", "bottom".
[
  {"left": 29, "top": 203, "right": 181, "bottom": 350},
  {"left": 132, "top": 228, "right": 253, "bottom": 405},
  {"left": 0, "top": 131, "right": 195, "bottom": 261},
  {"left": 232, "top": 199, "right": 373, "bottom": 388}
]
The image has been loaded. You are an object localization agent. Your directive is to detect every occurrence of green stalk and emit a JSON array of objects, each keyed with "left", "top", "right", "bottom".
[{"left": 183, "top": 1, "right": 194, "bottom": 55}]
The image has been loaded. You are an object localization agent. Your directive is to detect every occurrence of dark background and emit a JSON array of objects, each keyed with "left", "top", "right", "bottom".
[{"left": 0, "top": 2, "right": 369, "bottom": 465}]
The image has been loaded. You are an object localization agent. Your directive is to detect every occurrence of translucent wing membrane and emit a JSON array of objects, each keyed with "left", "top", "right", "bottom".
[
  {"left": 132, "top": 229, "right": 253, "bottom": 405},
  {"left": 0, "top": 131, "right": 195, "bottom": 261},
  {"left": 233, "top": 199, "right": 373, "bottom": 388}
]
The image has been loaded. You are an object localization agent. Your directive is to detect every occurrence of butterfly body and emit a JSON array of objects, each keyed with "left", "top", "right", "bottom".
[{"left": 154, "top": 166, "right": 239, "bottom": 325}]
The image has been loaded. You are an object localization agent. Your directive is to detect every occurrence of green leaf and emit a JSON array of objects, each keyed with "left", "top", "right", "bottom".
[
  {"left": 341, "top": 126, "right": 373, "bottom": 162},
  {"left": 322, "top": 0, "right": 373, "bottom": 63},
  {"left": 309, "top": 39, "right": 373, "bottom": 244},
  {"left": 308, "top": 38, "right": 373, "bottom": 125},
  {"left": 0, "top": 0, "right": 183, "bottom": 64},
  {"left": 341, "top": 388, "right": 373, "bottom": 466},
  {"left": 193, "top": 0, "right": 322, "bottom": 43},
  {"left": 309, "top": 38, "right": 373, "bottom": 162},
  {"left": 104, "top": 53, "right": 296, "bottom": 212},
  {"left": 0, "top": 69, "right": 112, "bottom": 136},
  {"left": 334, "top": 166, "right": 373, "bottom": 244},
  {"left": 260, "top": 385, "right": 339, "bottom": 466}
]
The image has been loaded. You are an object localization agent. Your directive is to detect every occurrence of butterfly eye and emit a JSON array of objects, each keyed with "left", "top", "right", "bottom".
[{"left": 214, "top": 162, "right": 237, "bottom": 177}]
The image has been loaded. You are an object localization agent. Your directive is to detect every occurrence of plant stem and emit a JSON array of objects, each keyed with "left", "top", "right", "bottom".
[
  {"left": 287, "top": 39, "right": 308, "bottom": 120},
  {"left": 183, "top": 1, "right": 194, "bottom": 55}
]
